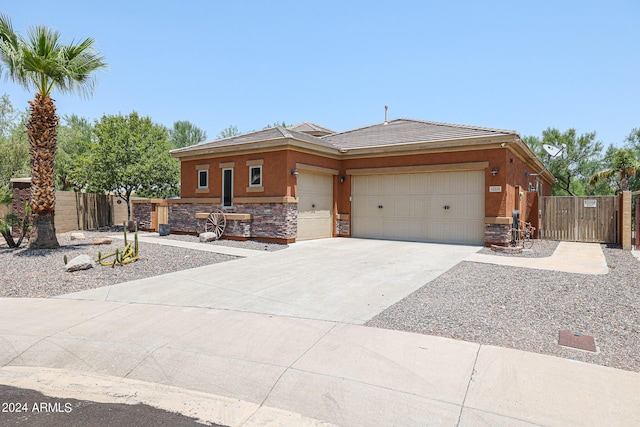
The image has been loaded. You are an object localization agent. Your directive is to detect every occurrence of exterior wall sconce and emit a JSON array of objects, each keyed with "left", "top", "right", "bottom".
[
  {"left": 491, "top": 168, "right": 499, "bottom": 176},
  {"left": 291, "top": 169, "right": 299, "bottom": 176},
  {"left": 340, "top": 176, "right": 346, "bottom": 183}
]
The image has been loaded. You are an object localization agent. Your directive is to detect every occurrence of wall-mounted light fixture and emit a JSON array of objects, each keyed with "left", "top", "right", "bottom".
[
  {"left": 340, "top": 176, "right": 346, "bottom": 183},
  {"left": 290, "top": 169, "right": 299, "bottom": 176},
  {"left": 491, "top": 168, "right": 499, "bottom": 176}
]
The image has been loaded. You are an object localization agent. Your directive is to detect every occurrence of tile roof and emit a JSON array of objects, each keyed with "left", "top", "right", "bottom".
[
  {"left": 171, "top": 118, "right": 518, "bottom": 156},
  {"left": 171, "top": 126, "right": 338, "bottom": 154},
  {"left": 321, "top": 119, "right": 517, "bottom": 150},
  {"left": 287, "top": 122, "right": 335, "bottom": 135}
]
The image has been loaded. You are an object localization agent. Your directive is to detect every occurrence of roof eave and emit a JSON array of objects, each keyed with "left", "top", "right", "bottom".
[
  {"left": 337, "top": 134, "right": 516, "bottom": 155},
  {"left": 171, "top": 137, "right": 340, "bottom": 160}
]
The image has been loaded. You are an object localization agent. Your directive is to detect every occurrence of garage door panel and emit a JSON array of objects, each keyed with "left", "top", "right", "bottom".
[
  {"left": 395, "top": 174, "right": 413, "bottom": 194},
  {"left": 465, "top": 171, "right": 485, "bottom": 193},
  {"left": 410, "top": 195, "right": 430, "bottom": 218},
  {"left": 297, "top": 173, "right": 333, "bottom": 241},
  {"left": 352, "top": 171, "right": 484, "bottom": 245}
]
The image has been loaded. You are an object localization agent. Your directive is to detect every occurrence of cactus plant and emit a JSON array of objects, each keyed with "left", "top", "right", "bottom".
[
  {"left": 94, "top": 223, "right": 140, "bottom": 267},
  {"left": 63, "top": 254, "right": 68, "bottom": 265}
]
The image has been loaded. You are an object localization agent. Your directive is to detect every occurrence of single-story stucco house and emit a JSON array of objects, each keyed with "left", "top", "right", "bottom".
[{"left": 166, "top": 118, "right": 554, "bottom": 246}]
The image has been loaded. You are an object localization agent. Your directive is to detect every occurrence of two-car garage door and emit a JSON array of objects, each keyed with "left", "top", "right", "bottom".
[{"left": 351, "top": 170, "right": 485, "bottom": 245}]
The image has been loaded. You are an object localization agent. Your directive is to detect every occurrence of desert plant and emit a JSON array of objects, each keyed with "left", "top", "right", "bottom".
[
  {"left": 94, "top": 224, "right": 139, "bottom": 267},
  {"left": 0, "top": 204, "right": 31, "bottom": 248}
]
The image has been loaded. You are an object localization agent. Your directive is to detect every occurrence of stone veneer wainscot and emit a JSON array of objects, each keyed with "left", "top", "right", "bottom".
[{"left": 168, "top": 202, "right": 297, "bottom": 243}]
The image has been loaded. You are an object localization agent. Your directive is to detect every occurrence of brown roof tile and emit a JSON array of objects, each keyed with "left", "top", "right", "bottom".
[
  {"left": 171, "top": 126, "right": 338, "bottom": 155},
  {"left": 321, "top": 119, "right": 517, "bottom": 150},
  {"left": 287, "top": 122, "right": 335, "bottom": 135}
]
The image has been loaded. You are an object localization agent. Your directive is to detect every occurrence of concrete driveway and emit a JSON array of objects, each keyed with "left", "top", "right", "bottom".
[
  {"left": 57, "top": 238, "right": 481, "bottom": 324},
  {"left": 4, "top": 239, "right": 640, "bottom": 426}
]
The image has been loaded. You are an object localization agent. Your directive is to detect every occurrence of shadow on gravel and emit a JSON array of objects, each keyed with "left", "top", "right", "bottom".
[
  {"left": 9, "top": 243, "right": 100, "bottom": 257},
  {"left": 0, "top": 385, "right": 228, "bottom": 427}
]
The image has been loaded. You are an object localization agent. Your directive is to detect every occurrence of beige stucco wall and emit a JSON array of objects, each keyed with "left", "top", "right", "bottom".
[
  {"left": 53, "top": 192, "right": 131, "bottom": 233},
  {"left": 620, "top": 191, "right": 631, "bottom": 250},
  {"left": 54, "top": 191, "right": 80, "bottom": 233},
  {"left": 113, "top": 197, "right": 128, "bottom": 224}
]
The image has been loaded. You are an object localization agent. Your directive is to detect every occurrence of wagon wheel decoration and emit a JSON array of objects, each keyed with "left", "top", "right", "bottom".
[{"left": 204, "top": 210, "right": 226, "bottom": 240}]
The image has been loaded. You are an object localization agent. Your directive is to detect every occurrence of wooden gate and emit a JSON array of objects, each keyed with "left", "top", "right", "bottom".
[
  {"left": 541, "top": 196, "right": 618, "bottom": 243},
  {"left": 75, "top": 192, "right": 114, "bottom": 230}
]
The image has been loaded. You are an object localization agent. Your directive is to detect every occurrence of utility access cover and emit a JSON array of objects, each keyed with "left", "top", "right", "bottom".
[{"left": 558, "top": 330, "right": 597, "bottom": 352}]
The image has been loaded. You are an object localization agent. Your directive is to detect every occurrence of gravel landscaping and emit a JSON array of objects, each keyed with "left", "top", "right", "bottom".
[
  {"left": 0, "top": 230, "right": 240, "bottom": 298},
  {"left": 159, "top": 233, "right": 288, "bottom": 251},
  {"left": 367, "top": 244, "right": 640, "bottom": 372},
  {"left": 477, "top": 238, "right": 559, "bottom": 258}
]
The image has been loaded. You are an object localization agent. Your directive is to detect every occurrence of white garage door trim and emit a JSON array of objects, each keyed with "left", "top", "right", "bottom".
[
  {"left": 351, "top": 170, "right": 485, "bottom": 245},
  {"left": 297, "top": 172, "right": 334, "bottom": 241}
]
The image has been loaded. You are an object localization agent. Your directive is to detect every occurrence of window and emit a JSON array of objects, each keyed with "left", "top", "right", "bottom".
[
  {"left": 198, "top": 170, "right": 208, "bottom": 189},
  {"left": 249, "top": 165, "right": 262, "bottom": 187},
  {"left": 222, "top": 168, "right": 233, "bottom": 207}
]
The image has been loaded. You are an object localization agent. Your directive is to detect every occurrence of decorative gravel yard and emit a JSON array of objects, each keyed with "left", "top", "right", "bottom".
[
  {"left": 0, "top": 230, "right": 249, "bottom": 298},
  {"left": 367, "top": 243, "right": 640, "bottom": 372}
]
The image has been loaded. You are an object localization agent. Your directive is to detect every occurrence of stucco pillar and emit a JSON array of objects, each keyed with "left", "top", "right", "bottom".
[{"left": 620, "top": 191, "right": 631, "bottom": 250}]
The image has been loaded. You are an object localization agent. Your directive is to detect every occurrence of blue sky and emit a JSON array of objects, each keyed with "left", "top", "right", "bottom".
[{"left": 2, "top": 1, "right": 639, "bottom": 147}]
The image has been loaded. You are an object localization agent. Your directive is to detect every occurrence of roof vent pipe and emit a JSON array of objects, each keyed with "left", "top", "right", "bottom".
[{"left": 384, "top": 105, "right": 388, "bottom": 125}]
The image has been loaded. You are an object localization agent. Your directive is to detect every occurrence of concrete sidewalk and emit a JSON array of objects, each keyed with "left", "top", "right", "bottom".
[
  {"left": 465, "top": 241, "right": 609, "bottom": 274},
  {"left": 0, "top": 298, "right": 638, "bottom": 426}
]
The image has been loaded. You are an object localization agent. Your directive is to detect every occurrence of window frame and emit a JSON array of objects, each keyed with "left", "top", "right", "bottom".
[
  {"left": 249, "top": 165, "right": 262, "bottom": 188},
  {"left": 222, "top": 168, "right": 234, "bottom": 208},
  {"left": 197, "top": 169, "right": 208, "bottom": 189}
]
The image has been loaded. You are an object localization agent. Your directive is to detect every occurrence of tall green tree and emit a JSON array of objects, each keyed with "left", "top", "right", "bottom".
[
  {"left": 0, "top": 14, "right": 107, "bottom": 248},
  {"left": 589, "top": 147, "right": 638, "bottom": 192},
  {"left": 0, "top": 94, "right": 29, "bottom": 203},
  {"left": 55, "top": 114, "right": 93, "bottom": 191},
  {"left": 88, "top": 112, "right": 179, "bottom": 220},
  {"left": 264, "top": 121, "right": 288, "bottom": 129},
  {"left": 169, "top": 120, "right": 207, "bottom": 148},
  {"left": 525, "top": 128, "right": 604, "bottom": 196},
  {"left": 217, "top": 124, "right": 240, "bottom": 139},
  {"left": 0, "top": 93, "right": 19, "bottom": 138}
]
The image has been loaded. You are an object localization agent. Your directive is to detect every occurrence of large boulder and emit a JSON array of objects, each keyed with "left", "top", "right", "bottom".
[
  {"left": 93, "top": 238, "right": 112, "bottom": 245},
  {"left": 199, "top": 232, "right": 217, "bottom": 242},
  {"left": 65, "top": 254, "right": 97, "bottom": 272}
]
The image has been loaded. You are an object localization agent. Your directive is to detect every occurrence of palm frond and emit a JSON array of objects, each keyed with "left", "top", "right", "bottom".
[
  {"left": 0, "top": 13, "right": 30, "bottom": 89},
  {"left": 0, "top": 14, "right": 107, "bottom": 98},
  {"left": 589, "top": 169, "right": 614, "bottom": 186}
]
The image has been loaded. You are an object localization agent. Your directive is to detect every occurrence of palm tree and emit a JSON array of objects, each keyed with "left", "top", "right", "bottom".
[
  {"left": 0, "top": 14, "right": 107, "bottom": 248},
  {"left": 589, "top": 148, "right": 638, "bottom": 192}
]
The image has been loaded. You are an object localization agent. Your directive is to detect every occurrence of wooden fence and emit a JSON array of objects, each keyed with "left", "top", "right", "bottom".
[{"left": 540, "top": 196, "right": 618, "bottom": 244}]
